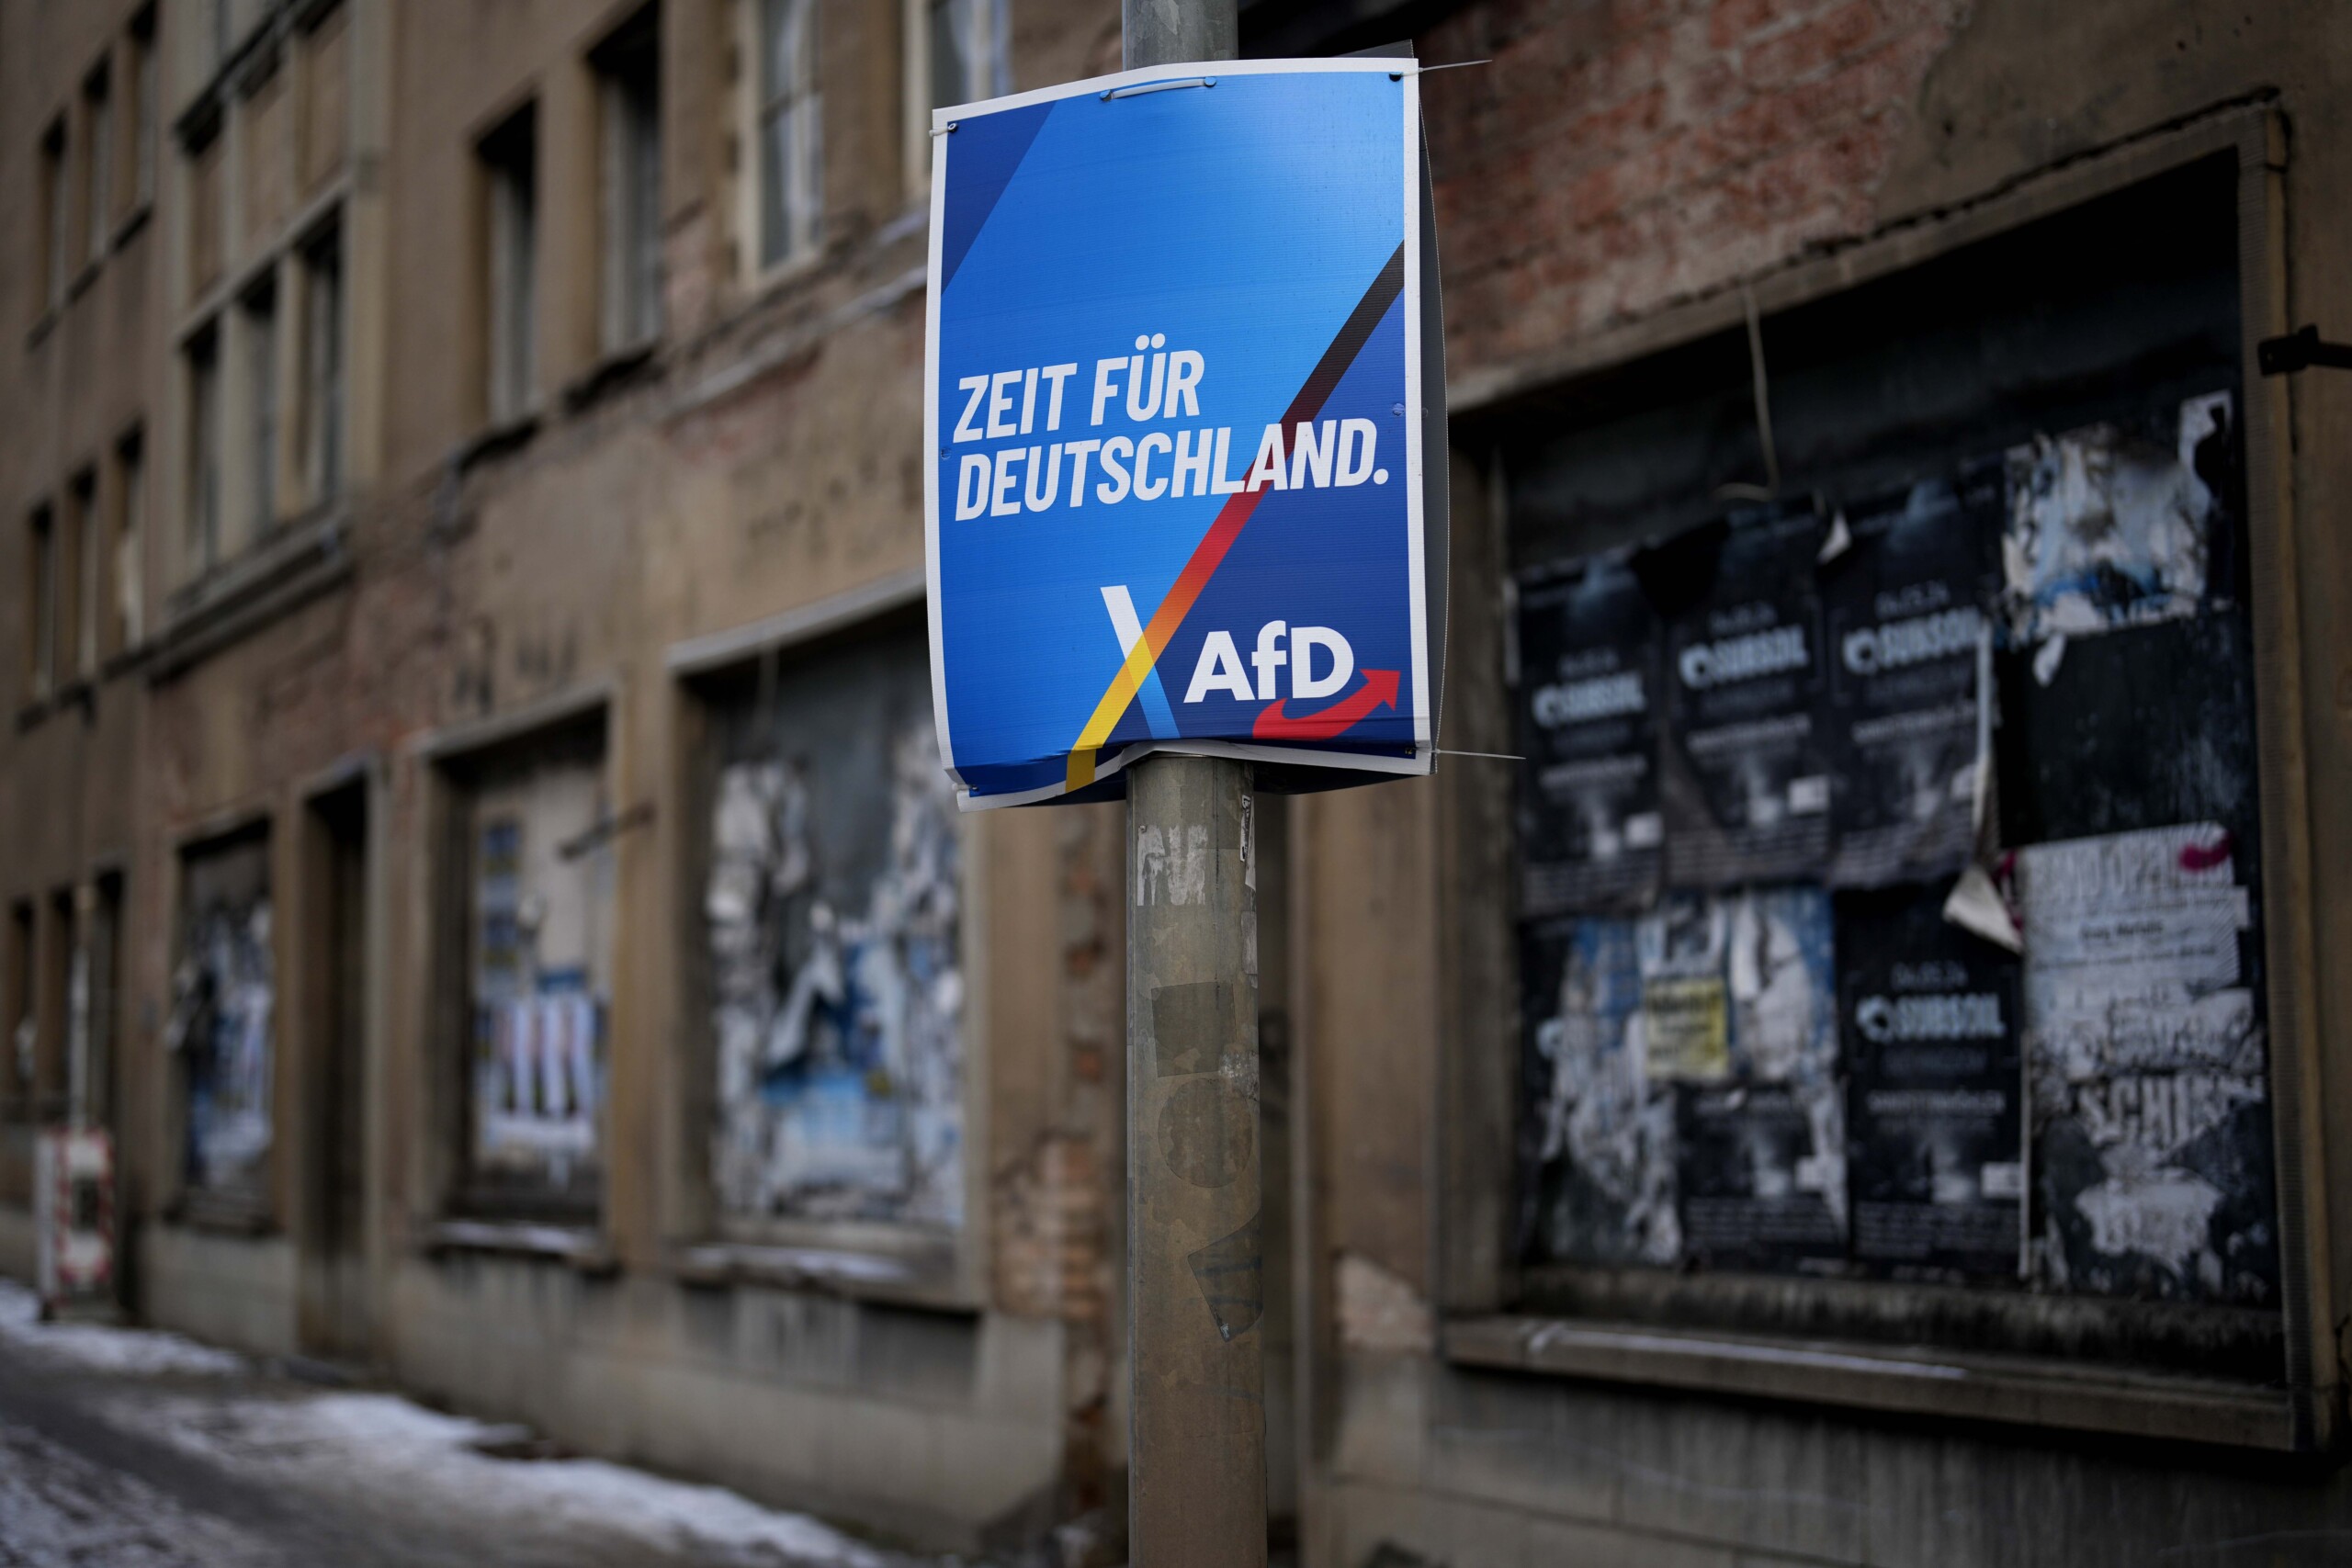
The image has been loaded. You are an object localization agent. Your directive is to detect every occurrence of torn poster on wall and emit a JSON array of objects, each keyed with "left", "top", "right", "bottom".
[
  {"left": 2003, "top": 392, "right": 2232, "bottom": 660},
  {"left": 1659, "top": 503, "right": 1831, "bottom": 888},
  {"left": 2014, "top": 822, "right": 2278, "bottom": 1305},
  {"left": 1674, "top": 886, "right": 1845, "bottom": 1272},
  {"left": 469, "top": 750, "right": 612, "bottom": 1198},
  {"left": 709, "top": 713, "right": 965, "bottom": 1228},
  {"left": 1523, "top": 887, "right": 1843, "bottom": 1273},
  {"left": 170, "top": 890, "right": 275, "bottom": 1201},
  {"left": 1838, "top": 882, "right": 2023, "bottom": 1280},
  {"left": 1821, "top": 464, "right": 2000, "bottom": 887},
  {"left": 1514, "top": 554, "right": 1664, "bottom": 916},
  {"left": 1520, "top": 917, "right": 1678, "bottom": 1266}
]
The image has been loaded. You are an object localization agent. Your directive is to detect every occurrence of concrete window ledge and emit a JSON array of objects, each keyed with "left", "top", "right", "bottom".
[
  {"left": 671, "top": 1242, "right": 973, "bottom": 1314},
  {"left": 149, "top": 506, "right": 354, "bottom": 683},
  {"left": 1443, "top": 1314, "right": 2301, "bottom": 1450},
  {"left": 424, "top": 1219, "right": 615, "bottom": 1275}
]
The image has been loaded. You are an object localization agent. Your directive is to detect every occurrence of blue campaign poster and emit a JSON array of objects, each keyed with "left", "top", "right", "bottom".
[{"left": 924, "top": 59, "right": 1438, "bottom": 808}]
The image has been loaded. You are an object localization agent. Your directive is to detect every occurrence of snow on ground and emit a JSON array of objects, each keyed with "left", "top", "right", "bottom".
[
  {"left": 1, "top": 1278, "right": 919, "bottom": 1567},
  {"left": 0, "top": 1413, "right": 273, "bottom": 1568},
  {"left": 0, "top": 1280, "right": 248, "bottom": 1378},
  {"left": 134, "top": 1389, "right": 893, "bottom": 1567}
]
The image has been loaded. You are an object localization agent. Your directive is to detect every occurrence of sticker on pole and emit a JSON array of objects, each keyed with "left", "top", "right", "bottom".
[{"left": 924, "top": 57, "right": 1443, "bottom": 808}]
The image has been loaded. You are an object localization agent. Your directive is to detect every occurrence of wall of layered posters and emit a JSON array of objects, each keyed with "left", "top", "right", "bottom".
[
  {"left": 1514, "top": 389, "right": 2280, "bottom": 1305},
  {"left": 702, "top": 620, "right": 965, "bottom": 1231}
]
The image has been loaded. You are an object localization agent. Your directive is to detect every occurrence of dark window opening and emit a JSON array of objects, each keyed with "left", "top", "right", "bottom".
[{"left": 1491, "top": 154, "right": 2278, "bottom": 1382}]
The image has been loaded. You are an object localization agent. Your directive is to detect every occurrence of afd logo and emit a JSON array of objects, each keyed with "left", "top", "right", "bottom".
[
  {"left": 1096, "top": 595, "right": 1399, "bottom": 745},
  {"left": 1185, "top": 620, "right": 1354, "bottom": 705}
]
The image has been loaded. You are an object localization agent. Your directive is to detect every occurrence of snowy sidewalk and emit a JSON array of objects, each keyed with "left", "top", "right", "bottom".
[{"left": 0, "top": 1280, "right": 948, "bottom": 1568}]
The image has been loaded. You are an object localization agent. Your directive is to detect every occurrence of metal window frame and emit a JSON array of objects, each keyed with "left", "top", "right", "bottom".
[{"left": 1431, "top": 104, "right": 2336, "bottom": 1451}]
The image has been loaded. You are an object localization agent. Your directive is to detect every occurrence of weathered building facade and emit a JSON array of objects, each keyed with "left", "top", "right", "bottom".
[{"left": 4, "top": 1, "right": 2352, "bottom": 1564}]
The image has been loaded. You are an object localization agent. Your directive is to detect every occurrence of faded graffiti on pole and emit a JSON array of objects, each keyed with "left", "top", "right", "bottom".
[
  {"left": 1673, "top": 886, "right": 1845, "bottom": 1271},
  {"left": 1519, "top": 917, "right": 1679, "bottom": 1266},
  {"left": 707, "top": 626, "right": 964, "bottom": 1227},
  {"left": 1658, "top": 504, "right": 1831, "bottom": 888},
  {"left": 2014, "top": 823, "right": 2278, "bottom": 1304},
  {"left": 469, "top": 753, "right": 610, "bottom": 1197},
  {"left": 1514, "top": 552, "right": 1663, "bottom": 916},
  {"left": 169, "top": 833, "right": 273, "bottom": 1205},
  {"left": 1821, "top": 465, "right": 1999, "bottom": 888},
  {"left": 1839, "top": 882, "right": 2023, "bottom": 1280}
]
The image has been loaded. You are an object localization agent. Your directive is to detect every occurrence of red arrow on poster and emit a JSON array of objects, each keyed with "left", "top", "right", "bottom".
[{"left": 1250, "top": 669, "right": 1400, "bottom": 743}]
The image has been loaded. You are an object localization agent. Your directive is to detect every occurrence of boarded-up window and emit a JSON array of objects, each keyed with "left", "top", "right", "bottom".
[
  {"left": 170, "top": 829, "right": 274, "bottom": 1214},
  {"left": 26, "top": 504, "right": 56, "bottom": 699},
  {"left": 69, "top": 468, "right": 97, "bottom": 679},
  {"left": 186, "top": 326, "right": 222, "bottom": 577},
  {"left": 5, "top": 904, "right": 31, "bottom": 1122},
  {"left": 702, "top": 617, "right": 963, "bottom": 1228},
  {"left": 84, "top": 64, "right": 112, "bottom": 261},
  {"left": 301, "top": 229, "right": 344, "bottom": 502},
  {"left": 130, "top": 8, "right": 157, "bottom": 208},
  {"left": 188, "top": 131, "right": 224, "bottom": 296},
  {"left": 39, "top": 119, "right": 66, "bottom": 310},
  {"left": 1504, "top": 155, "right": 2278, "bottom": 1371},
  {"left": 479, "top": 106, "right": 537, "bottom": 423},
  {"left": 595, "top": 5, "right": 662, "bottom": 353},
  {"left": 747, "top": 0, "right": 820, "bottom": 274},
  {"left": 243, "top": 63, "right": 293, "bottom": 252},
  {"left": 243, "top": 282, "right": 279, "bottom": 533},
  {"left": 114, "top": 431, "right": 145, "bottom": 652},
  {"left": 460, "top": 726, "right": 611, "bottom": 1210},
  {"left": 302, "top": 5, "right": 349, "bottom": 193}
]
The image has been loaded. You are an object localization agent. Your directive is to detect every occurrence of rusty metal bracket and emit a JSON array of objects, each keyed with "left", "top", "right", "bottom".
[{"left": 2257, "top": 325, "right": 2352, "bottom": 376}]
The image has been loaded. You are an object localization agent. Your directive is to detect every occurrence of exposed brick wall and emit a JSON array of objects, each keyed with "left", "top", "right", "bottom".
[{"left": 1422, "top": 0, "right": 1970, "bottom": 371}]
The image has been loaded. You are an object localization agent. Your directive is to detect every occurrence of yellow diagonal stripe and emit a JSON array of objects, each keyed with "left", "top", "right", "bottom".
[{"left": 1066, "top": 635, "right": 1166, "bottom": 791}]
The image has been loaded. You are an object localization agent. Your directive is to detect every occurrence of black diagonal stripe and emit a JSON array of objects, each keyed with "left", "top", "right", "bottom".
[{"left": 1280, "top": 242, "right": 1408, "bottom": 428}]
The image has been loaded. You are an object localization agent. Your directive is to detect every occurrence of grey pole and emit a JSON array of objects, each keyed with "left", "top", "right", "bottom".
[
  {"left": 1126, "top": 757, "right": 1263, "bottom": 1567},
  {"left": 1122, "top": 6, "right": 1259, "bottom": 1561}
]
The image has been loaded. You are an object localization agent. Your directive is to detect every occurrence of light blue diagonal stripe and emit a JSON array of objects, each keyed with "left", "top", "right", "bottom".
[{"left": 1101, "top": 585, "right": 1180, "bottom": 739}]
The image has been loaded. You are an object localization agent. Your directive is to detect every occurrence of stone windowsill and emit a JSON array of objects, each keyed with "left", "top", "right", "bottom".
[
  {"left": 1443, "top": 1313, "right": 2307, "bottom": 1451},
  {"left": 424, "top": 1218, "right": 615, "bottom": 1274},
  {"left": 150, "top": 505, "right": 353, "bottom": 682},
  {"left": 672, "top": 1239, "right": 971, "bottom": 1313}
]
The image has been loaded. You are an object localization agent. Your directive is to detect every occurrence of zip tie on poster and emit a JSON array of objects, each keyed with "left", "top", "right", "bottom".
[
  {"left": 1103, "top": 77, "right": 1216, "bottom": 100},
  {"left": 1438, "top": 749, "right": 1524, "bottom": 761},
  {"left": 1403, "top": 59, "right": 1491, "bottom": 78}
]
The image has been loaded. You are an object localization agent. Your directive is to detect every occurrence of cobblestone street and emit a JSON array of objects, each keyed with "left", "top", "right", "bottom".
[{"left": 0, "top": 1285, "right": 934, "bottom": 1568}]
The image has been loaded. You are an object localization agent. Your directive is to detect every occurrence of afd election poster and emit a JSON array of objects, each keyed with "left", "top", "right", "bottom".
[{"left": 924, "top": 59, "right": 1438, "bottom": 807}]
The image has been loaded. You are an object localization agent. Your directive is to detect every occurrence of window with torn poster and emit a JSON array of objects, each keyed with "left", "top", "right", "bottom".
[
  {"left": 1838, "top": 882, "right": 2023, "bottom": 1280},
  {"left": 1513, "top": 385, "right": 2277, "bottom": 1309},
  {"left": 1521, "top": 886, "right": 1842, "bottom": 1275},
  {"left": 1655, "top": 502, "right": 1832, "bottom": 890},
  {"left": 1819, "top": 463, "right": 2002, "bottom": 890},
  {"left": 465, "top": 735, "right": 612, "bottom": 1208},
  {"left": 703, "top": 622, "right": 963, "bottom": 1229},
  {"left": 2011, "top": 824, "right": 2276, "bottom": 1304},
  {"left": 169, "top": 829, "right": 274, "bottom": 1212},
  {"left": 1514, "top": 553, "right": 1663, "bottom": 917}
]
